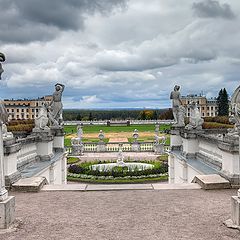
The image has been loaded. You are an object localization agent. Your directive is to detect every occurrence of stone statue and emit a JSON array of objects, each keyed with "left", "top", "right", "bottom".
[
  {"left": 230, "top": 85, "right": 240, "bottom": 125},
  {"left": 170, "top": 85, "right": 185, "bottom": 127},
  {"left": 227, "top": 85, "right": 240, "bottom": 136},
  {"left": 0, "top": 52, "right": 5, "bottom": 80},
  {"left": 185, "top": 101, "right": 204, "bottom": 130},
  {"left": 35, "top": 103, "right": 49, "bottom": 130},
  {"left": 48, "top": 83, "right": 65, "bottom": 126},
  {"left": 77, "top": 125, "right": 83, "bottom": 140},
  {"left": 0, "top": 100, "right": 8, "bottom": 125}
]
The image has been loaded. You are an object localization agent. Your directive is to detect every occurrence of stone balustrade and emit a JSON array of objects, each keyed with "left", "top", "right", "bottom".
[
  {"left": 67, "top": 141, "right": 169, "bottom": 155},
  {"left": 65, "top": 119, "right": 173, "bottom": 126}
]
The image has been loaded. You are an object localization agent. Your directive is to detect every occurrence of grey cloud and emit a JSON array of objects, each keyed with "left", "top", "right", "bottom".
[
  {"left": 0, "top": 0, "right": 127, "bottom": 44},
  {"left": 192, "top": 0, "right": 235, "bottom": 19}
]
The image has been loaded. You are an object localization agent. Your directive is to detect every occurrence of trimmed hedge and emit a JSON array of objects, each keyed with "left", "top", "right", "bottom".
[
  {"left": 203, "top": 122, "right": 233, "bottom": 129},
  {"left": 68, "top": 160, "right": 168, "bottom": 178}
]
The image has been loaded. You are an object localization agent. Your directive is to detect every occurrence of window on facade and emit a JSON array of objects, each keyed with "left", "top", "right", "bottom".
[
  {"left": 22, "top": 109, "right": 24, "bottom": 112},
  {"left": 17, "top": 109, "right": 19, "bottom": 112}
]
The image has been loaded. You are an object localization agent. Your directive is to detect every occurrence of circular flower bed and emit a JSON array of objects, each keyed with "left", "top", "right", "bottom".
[{"left": 67, "top": 160, "right": 168, "bottom": 183}]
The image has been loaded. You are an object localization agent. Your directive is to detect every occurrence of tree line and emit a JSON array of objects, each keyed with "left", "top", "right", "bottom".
[{"left": 63, "top": 109, "right": 171, "bottom": 121}]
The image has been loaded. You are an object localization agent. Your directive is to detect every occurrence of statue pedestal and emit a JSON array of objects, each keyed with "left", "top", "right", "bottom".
[
  {"left": 154, "top": 144, "right": 164, "bottom": 155},
  {"left": 0, "top": 196, "right": 15, "bottom": 229},
  {"left": 33, "top": 128, "right": 54, "bottom": 160},
  {"left": 132, "top": 142, "right": 140, "bottom": 152},
  {"left": 225, "top": 191, "right": 240, "bottom": 230},
  {"left": 72, "top": 144, "right": 84, "bottom": 156},
  {"left": 97, "top": 142, "right": 106, "bottom": 152},
  {"left": 50, "top": 126, "right": 64, "bottom": 150},
  {"left": 0, "top": 124, "right": 15, "bottom": 229}
]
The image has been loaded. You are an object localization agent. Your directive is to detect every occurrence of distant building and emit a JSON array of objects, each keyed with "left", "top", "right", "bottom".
[
  {"left": 181, "top": 94, "right": 218, "bottom": 117},
  {"left": 3, "top": 95, "right": 52, "bottom": 121}
]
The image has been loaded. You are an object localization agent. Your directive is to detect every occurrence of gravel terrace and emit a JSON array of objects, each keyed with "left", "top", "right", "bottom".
[{"left": 1, "top": 189, "right": 239, "bottom": 240}]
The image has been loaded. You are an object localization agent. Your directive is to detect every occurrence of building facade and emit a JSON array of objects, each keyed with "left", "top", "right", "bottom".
[
  {"left": 3, "top": 95, "right": 52, "bottom": 121},
  {"left": 181, "top": 94, "right": 218, "bottom": 117}
]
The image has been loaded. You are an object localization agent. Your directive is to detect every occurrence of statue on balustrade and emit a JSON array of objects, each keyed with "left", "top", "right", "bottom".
[
  {"left": 170, "top": 85, "right": 185, "bottom": 127},
  {"left": 48, "top": 83, "right": 65, "bottom": 127},
  {"left": 35, "top": 103, "right": 49, "bottom": 130},
  {"left": 228, "top": 85, "right": 240, "bottom": 136},
  {"left": 185, "top": 101, "right": 204, "bottom": 130},
  {"left": 0, "top": 52, "right": 5, "bottom": 80}
]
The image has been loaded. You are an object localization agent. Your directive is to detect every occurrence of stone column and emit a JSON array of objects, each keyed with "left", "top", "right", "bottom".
[
  {"left": 0, "top": 123, "right": 15, "bottom": 229},
  {"left": 0, "top": 124, "right": 8, "bottom": 201},
  {"left": 225, "top": 126, "right": 240, "bottom": 229}
]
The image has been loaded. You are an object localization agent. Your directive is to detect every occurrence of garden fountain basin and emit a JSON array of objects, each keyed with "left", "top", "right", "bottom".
[{"left": 91, "top": 162, "right": 154, "bottom": 172}]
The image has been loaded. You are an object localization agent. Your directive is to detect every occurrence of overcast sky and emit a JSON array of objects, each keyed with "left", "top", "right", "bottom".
[{"left": 0, "top": 0, "right": 240, "bottom": 109}]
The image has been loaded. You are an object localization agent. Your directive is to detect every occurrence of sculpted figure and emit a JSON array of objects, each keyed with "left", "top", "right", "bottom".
[
  {"left": 35, "top": 103, "right": 49, "bottom": 130},
  {"left": 185, "top": 101, "right": 204, "bottom": 130},
  {"left": 48, "top": 83, "right": 65, "bottom": 126},
  {"left": 0, "top": 100, "right": 8, "bottom": 124},
  {"left": 77, "top": 125, "right": 83, "bottom": 140},
  {"left": 227, "top": 85, "right": 240, "bottom": 136},
  {"left": 170, "top": 85, "right": 185, "bottom": 127},
  {"left": 0, "top": 52, "right": 5, "bottom": 80}
]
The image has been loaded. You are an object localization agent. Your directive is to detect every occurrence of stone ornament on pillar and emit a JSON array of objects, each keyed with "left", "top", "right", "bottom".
[
  {"left": 0, "top": 52, "right": 15, "bottom": 229},
  {"left": 0, "top": 52, "right": 5, "bottom": 80},
  {"left": 224, "top": 85, "right": 240, "bottom": 230},
  {"left": 0, "top": 100, "right": 9, "bottom": 202},
  {"left": 170, "top": 85, "right": 185, "bottom": 127},
  {"left": 185, "top": 101, "right": 204, "bottom": 130}
]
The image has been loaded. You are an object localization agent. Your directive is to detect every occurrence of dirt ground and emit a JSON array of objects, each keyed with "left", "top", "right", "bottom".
[
  {"left": 66, "top": 132, "right": 160, "bottom": 139},
  {"left": 1, "top": 189, "right": 239, "bottom": 240}
]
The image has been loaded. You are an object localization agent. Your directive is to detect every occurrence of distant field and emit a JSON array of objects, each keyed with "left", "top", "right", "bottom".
[
  {"left": 64, "top": 124, "right": 171, "bottom": 146},
  {"left": 64, "top": 124, "right": 171, "bottom": 134}
]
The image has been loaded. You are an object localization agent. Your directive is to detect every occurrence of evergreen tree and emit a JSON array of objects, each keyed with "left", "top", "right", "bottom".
[
  {"left": 152, "top": 110, "right": 158, "bottom": 120},
  {"left": 217, "top": 88, "right": 229, "bottom": 116},
  {"left": 88, "top": 112, "right": 93, "bottom": 121}
]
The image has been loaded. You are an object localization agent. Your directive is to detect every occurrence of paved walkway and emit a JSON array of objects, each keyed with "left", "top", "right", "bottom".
[{"left": 1, "top": 189, "right": 239, "bottom": 240}]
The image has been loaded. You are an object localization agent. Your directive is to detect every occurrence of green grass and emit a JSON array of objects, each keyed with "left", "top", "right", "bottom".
[
  {"left": 67, "top": 175, "right": 168, "bottom": 184},
  {"left": 64, "top": 124, "right": 171, "bottom": 134},
  {"left": 67, "top": 157, "right": 80, "bottom": 164},
  {"left": 64, "top": 138, "right": 109, "bottom": 146}
]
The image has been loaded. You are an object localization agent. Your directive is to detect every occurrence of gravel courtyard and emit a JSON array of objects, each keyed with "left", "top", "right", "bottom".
[{"left": 1, "top": 189, "right": 239, "bottom": 240}]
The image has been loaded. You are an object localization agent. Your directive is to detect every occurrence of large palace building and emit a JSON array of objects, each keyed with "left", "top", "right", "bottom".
[
  {"left": 181, "top": 94, "right": 218, "bottom": 117},
  {"left": 3, "top": 95, "right": 53, "bottom": 121}
]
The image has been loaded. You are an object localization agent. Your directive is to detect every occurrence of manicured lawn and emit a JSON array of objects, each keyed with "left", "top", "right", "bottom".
[{"left": 64, "top": 124, "right": 171, "bottom": 134}]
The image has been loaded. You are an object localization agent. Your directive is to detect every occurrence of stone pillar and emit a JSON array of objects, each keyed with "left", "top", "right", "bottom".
[
  {"left": 225, "top": 127, "right": 240, "bottom": 229},
  {"left": 170, "top": 127, "right": 183, "bottom": 150},
  {"left": 181, "top": 129, "right": 202, "bottom": 158},
  {"left": 51, "top": 127, "right": 64, "bottom": 150},
  {"left": 3, "top": 137, "right": 21, "bottom": 187},
  {"left": 168, "top": 153, "right": 175, "bottom": 184},
  {"left": 0, "top": 123, "right": 15, "bottom": 229},
  {"left": 33, "top": 129, "right": 54, "bottom": 160},
  {"left": 61, "top": 152, "right": 67, "bottom": 184}
]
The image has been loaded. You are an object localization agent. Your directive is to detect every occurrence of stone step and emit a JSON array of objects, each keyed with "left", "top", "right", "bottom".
[
  {"left": 152, "top": 183, "right": 201, "bottom": 190},
  {"left": 42, "top": 184, "right": 87, "bottom": 191},
  {"left": 41, "top": 183, "right": 202, "bottom": 192},
  {"left": 11, "top": 177, "right": 47, "bottom": 192},
  {"left": 192, "top": 174, "right": 231, "bottom": 190}
]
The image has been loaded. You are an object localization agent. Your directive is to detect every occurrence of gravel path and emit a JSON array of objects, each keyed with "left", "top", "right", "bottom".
[{"left": 1, "top": 189, "right": 239, "bottom": 240}]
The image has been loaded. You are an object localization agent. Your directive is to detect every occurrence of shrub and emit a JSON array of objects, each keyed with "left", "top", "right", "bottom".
[{"left": 203, "top": 122, "right": 233, "bottom": 129}]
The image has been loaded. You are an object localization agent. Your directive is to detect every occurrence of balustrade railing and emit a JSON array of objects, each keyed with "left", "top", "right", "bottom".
[{"left": 66, "top": 141, "right": 170, "bottom": 155}]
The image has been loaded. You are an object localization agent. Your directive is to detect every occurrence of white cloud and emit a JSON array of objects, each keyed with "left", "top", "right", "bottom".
[{"left": 0, "top": 0, "right": 240, "bottom": 108}]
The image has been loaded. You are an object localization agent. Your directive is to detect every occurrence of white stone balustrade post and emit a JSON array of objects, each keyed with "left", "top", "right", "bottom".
[{"left": 0, "top": 123, "right": 8, "bottom": 201}]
